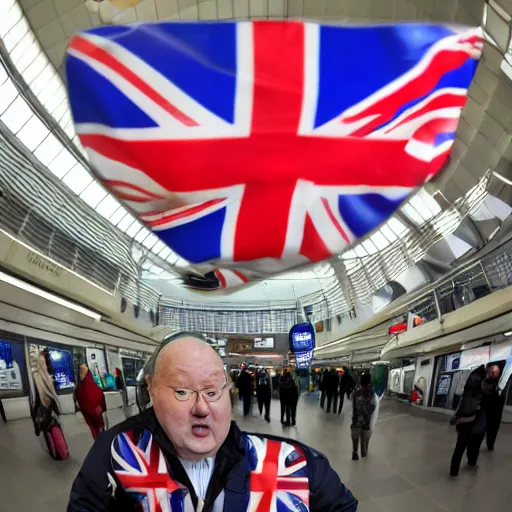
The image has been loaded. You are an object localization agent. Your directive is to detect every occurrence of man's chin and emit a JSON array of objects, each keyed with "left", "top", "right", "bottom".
[{"left": 184, "top": 438, "right": 217, "bottom": 459}]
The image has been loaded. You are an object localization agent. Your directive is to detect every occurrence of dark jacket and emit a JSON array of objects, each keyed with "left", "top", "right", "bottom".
[
  {"left": 454, "top": 365, "right": 486, "bottom": 420},
  {"left": 67, "top": 408, "right": 357, "bottom": 512},
  {"left": 351, "top": 385, "right": 376, "bottom": 430},
  {"left": 325, "top": 371, "right": 340, "bottom": 395},
  {"left": 339, "top": 372, "right": 355, "bottom": 396},
  {"left": 481, "top": 377, "right": 505, "bottom": 424},
  {"left": 319, "top": 370, "right": 329, "bottom": 392},
  {"left": 237, "top": 370, "right": 253, "bottom": 395}
]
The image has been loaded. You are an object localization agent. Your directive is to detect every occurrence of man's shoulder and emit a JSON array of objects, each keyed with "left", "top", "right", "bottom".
[
  {"left": 241, "top": 430, "right": 326, "bottom": 461},
  {"left": 95, "top": 408, "right": 155, "bottom": 449}
]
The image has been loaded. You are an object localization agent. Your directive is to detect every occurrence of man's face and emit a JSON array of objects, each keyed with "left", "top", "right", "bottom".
[{"left": 149, "top": 339, "right": 232, "bottom": 461}]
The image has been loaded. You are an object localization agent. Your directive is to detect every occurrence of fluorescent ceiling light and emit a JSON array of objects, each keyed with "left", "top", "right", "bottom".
[
  {"left": 0, "top": 269, "right": 102, "bottom": 321},
  {"left": 504, "top": 331, "right": 512, "bottom": 337}
]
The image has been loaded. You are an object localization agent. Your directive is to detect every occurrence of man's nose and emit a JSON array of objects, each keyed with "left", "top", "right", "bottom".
[{"left": 191, "top": 392, "right": 210, "bottom": 416}]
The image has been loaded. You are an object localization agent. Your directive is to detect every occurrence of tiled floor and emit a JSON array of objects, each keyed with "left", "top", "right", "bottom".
[{"left": 0, "top": 395, "right": 511, "bottom": 511}]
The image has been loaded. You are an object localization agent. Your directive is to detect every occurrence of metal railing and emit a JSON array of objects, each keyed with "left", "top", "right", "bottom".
[{"left": 390, "top": 235, "right": 512, "bottom": 333}]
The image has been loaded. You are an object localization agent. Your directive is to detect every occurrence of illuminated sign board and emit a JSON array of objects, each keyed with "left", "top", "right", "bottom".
[{"left": 289, "top": 323, "right": 315, "bottom": 369}]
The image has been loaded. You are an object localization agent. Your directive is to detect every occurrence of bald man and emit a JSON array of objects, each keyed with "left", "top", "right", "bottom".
[
  {"left": 68, "top": 332, "right": 357, "bottom": 512},
  {"left": 482, "top": 365, "right": 505, "bottom": 451}
]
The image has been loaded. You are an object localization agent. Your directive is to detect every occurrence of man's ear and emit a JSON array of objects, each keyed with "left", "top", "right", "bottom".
[{"left": 145, "top": 374, "right": 153, "bottom": 395}]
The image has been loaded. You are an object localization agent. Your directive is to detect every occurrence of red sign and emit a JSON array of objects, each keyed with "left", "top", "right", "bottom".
[{"left": 389, "top": 322, "right": 407, "bottom": 335}]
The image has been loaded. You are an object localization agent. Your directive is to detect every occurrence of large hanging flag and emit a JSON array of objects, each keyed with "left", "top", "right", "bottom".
[{"left": 66, "top": 21, "right": 482, "bottom": 291}]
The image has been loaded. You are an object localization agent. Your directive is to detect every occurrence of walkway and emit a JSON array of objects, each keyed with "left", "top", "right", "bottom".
[{"left": 0, "top": 396, "right": 511, "bottom": 511}]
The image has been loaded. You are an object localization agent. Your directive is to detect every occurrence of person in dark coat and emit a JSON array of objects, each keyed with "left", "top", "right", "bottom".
[
  {"left": 319, "top": 369, "right": 329, "bottom": 409},
  {"left": 449, "top": 365, "right": 486, "bottom": 476},
  {"left": 236, "top": 365, "right": 253, "bottom": 417},
  {"left": 338, "top": 367, "right": 355, "bottom": 414},
  {"left": 481, "top": 365, "right": 505, "bottom": 451},
  {"left": 279, "top": 368, "right": 297, "bottom": 426},
  {"left": 256, "top": 369, "right": 271, "bottom": 422},
  {"left": 351, "top": 373, "right": 377, "bottom": 460},
  {"left": 325, "top": 368, "right": 340, "bottom": 414},
  {"left": 68, "top": 334, "right": 358, "bottom": 512}
]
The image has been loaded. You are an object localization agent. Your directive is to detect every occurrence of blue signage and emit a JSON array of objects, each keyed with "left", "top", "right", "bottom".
[
  {"left": 289, "top": 323, "right": 315, "bottom": 369},
  {"left": 289, "top": 323, "right": 315, "bottom": 353}
]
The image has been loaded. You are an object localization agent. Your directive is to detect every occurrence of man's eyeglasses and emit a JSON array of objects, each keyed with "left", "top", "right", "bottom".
[{"left": 170, "top": 381, "right": 230, "bottom": 403}]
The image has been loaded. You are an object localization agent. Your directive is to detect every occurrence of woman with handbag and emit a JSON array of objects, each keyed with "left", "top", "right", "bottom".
[
  {"left": 449, "top": 365, "right": 486, "bottom": 476},
  {"left": 30, "top": 352, "right": 69, "bottom": 460}
]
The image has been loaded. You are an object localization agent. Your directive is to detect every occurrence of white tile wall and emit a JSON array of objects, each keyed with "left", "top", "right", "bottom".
[
  {"left": 433, "top": 0, "right": 458, "bottom": 18},
  {"left": 373, "top": 0, "right": 394, "bottom": 19},
  {"left": 136, "top": 0, "right": 158, "bottom": 20},
  {"left": 115, "top": 6, "right": 138, "bottom": 23},
  {"left": 18, "top": 0, "right": 44, "bottom": 10},
  {"left": 303, "top": 0, "right": 325, "bottom": 17},
  {"left": 455, "top": 3, "right": 478, "bottom": 25},
  {"left": 25, "top": 0, "right": 57, "bottom": 30},
  {"left": 198, "top": 0, "right": 217, "bottom": 19},
  {"left": 155, "top": 0, "right": 179, "bottom": 18},
  {"left": 45, "top": 37, "right": 69, "bottom": 68},
  {"left": 456, "top": 118, "right": 477, "bottom": 147},
  {"left": 60, "top": 4, "right": 93, "bottom": 38},
  {"left": 233, "top": 0, "right": 250, "bottom": 18},
  {"left": 394, "top": 0, "right": 417, "bottom": 20},
  {"left": 460, "top": 0, "right": 484, "bottom": 20},
  {"left": 480, "top": 114, "right": 506, "bottom": 143},
  {"left": 35, "top": 17, "right": 65, "bottom": 49},
  {"left": 217, "top": 0, "right": 233, "bottom": 19},
  {"left": 268, "top": 0, "right": 286, "bottom": 17},
  {"left": 408, "top": 0, "right": 434, "bottom": 14},
  {"left": 287, "top": 0, "right": 303, "bottom": 17},
  {"left": 53, "top": 0, "right": 83, "bottom": 16},
  {"left": 452, "top": 161, "right": 480, "bottom": 190},
  {"left": 468, "top": 80, "right": 490, "bottom": 107},
  {"left": 348, "top": 0, "right": 372, "bottom": 17},
  {"left": 179, "top": 0, "right": 199, "bottom": 18},
  {"left": 249, "top": 0, "right": 267, "bottom": 17}
]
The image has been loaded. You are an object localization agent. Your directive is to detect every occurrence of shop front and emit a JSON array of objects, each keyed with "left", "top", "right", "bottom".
[{"left": 430, "top": 342, "right": 512, "bottom": 411}]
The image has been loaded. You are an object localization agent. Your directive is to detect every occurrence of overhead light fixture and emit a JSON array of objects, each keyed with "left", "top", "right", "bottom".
[
  {"left": 0, "top": 270, "right": 102, "bottom": 321},
  {"left": 504, "top": 331, "right": 512, "bottom": 337}
]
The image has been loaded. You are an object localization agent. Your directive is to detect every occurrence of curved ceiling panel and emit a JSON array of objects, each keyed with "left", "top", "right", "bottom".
[{"left": 2, "top": 0, "right": 512, "bottom": 334}]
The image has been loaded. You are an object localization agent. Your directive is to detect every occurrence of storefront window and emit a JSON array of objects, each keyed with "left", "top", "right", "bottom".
[
  {"left": 122, "top": 357, "right": 144, "bottom": 386},
  {"left": 29, "top": 340, "right": 76, "bottom": 394}
]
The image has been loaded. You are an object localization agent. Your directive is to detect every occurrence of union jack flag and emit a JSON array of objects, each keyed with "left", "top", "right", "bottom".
[
  {"left": 111, "top": 430, "right": 187, "bottom": 512},
  {"left": 66, "top": 22, "right": 482, "bottom": 289},
  {"left": 246, "top": 435, "right": 309, "bottom": 512}
]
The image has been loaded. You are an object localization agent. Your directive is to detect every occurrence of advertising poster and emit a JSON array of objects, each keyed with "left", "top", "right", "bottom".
[
  {"left": 437, "top": 374, "right": 452, "bottom": 396},
  {"left": 254, "top": 337, "right": 274, "bottom": 349},
  {"left": 50, "top": 348, "right": 76, "bottom": 390},
  {"left": 86, "top": 348, "right": 108, "bottom": 388},
  {"left": 0, "top": 340, "right": 23, "bottom": 392},
  {"left": 445, "top": 352, "right": 461, "bottom": 371}
]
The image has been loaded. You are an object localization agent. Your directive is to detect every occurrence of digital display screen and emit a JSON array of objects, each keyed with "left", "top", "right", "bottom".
[
  {"left": 296, "top": 351, "right": 313, "bottom": 369},
  {"left": 289, "top": 323, "right": 315, "bottom": 369},
  {"left": 254, "top": 337, "right": 274, "bottom": 349},
  {"left": 50, "top": 348, "right": 75, "bottom": 390},
  {"left": 289, "top": 323, "right": 315, "bottom": 353}
]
